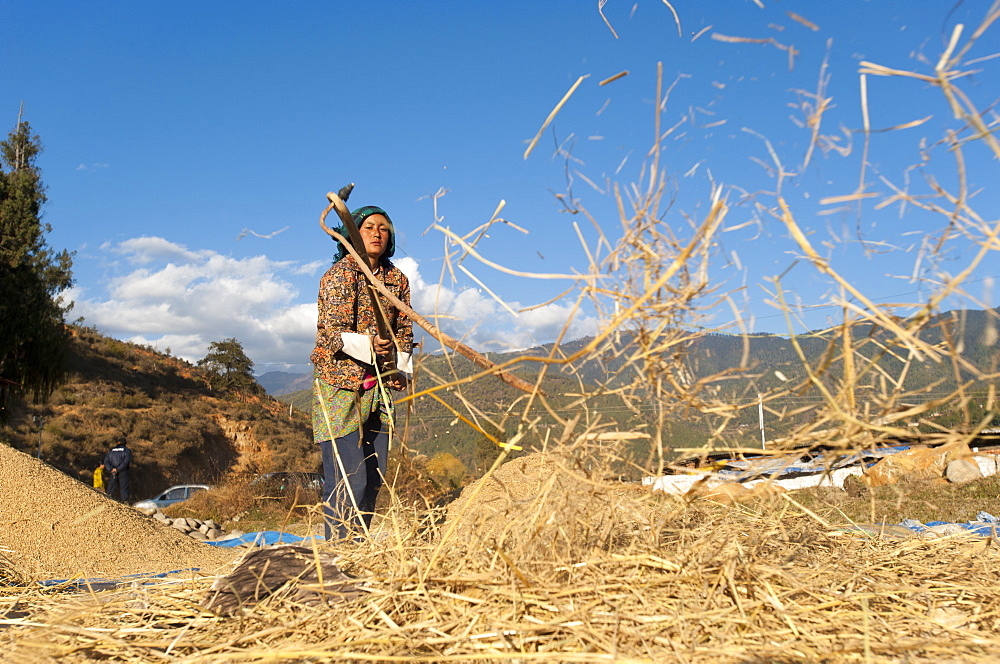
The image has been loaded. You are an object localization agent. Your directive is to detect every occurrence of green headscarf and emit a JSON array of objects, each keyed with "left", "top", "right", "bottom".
[{"left": 333, "top": 205, "right": 396, "bottom": 262}]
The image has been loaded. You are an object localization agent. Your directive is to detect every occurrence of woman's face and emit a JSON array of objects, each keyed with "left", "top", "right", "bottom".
[{"left": 358, "top": 214, "right": 392, "bottom": 264}]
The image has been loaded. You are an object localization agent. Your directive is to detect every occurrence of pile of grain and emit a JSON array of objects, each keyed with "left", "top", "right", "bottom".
[{"left": 0, "top": 444, "right": 234, "bottom": 581}]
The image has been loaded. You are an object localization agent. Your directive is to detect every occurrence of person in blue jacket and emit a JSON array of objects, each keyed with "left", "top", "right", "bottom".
[{"left": 103, "top": 437, "right": 133, "bottom": 503}]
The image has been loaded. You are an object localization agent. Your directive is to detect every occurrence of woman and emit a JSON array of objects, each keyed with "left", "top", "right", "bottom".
[{"left": 311, "top": 205, "right": 413, "bottom": 541}]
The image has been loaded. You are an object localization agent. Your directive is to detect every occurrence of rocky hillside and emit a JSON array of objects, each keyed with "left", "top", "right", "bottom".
[{"left": 0, "top": 325, "right": 318, "bottom": 500}]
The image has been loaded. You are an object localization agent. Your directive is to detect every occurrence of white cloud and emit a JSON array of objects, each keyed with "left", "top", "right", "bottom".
[
  {"left": 395, "top": 257, "right": 599, "bottom": 354},
  {"left": 111, "top": 236, "right": 202, "bottom": 265},
  {"left": 71, "top": 237, "right": 316, "bottom": 370},
  {"left": 294, "top": 259, "right": 328, "bottom": 276},
  {"left": 70, "top": 240, "right": 599, "bottom": 376}
]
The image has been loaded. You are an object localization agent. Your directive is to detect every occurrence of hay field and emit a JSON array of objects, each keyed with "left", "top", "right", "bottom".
[{"left": 5, "top": 3, "right": 1000, "bottom": 662}]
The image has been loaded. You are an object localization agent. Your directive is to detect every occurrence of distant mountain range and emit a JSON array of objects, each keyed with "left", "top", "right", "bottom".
[
  {"left": 262, "top": 308, "right": 1000, "bottom": 404},
  {"left": 257, "top": 371, "right": 313, "bottom": 396},
  {"left": 261, "top": 307, "right": 1000, "bottom": 474}
]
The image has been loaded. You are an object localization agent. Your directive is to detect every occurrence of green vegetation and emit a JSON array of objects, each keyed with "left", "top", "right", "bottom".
[
  {"left": 0, "top": 110, "right": 74, "bottom": 421},
  {"left": 198, "top": 338, "right": 263, "bottom": 396}
]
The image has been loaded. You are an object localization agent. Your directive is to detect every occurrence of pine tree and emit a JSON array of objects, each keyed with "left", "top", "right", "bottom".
[
  {"left": 0, "top": 108, "right": 75, "bottom": 420},
  {"left": 198, "top": 338, "right": 263, "bottom": 395}
]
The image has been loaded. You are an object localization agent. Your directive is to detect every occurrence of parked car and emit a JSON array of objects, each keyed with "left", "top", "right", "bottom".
[{"left": 133, "top": 484, "right": 212, "bottom": 511}]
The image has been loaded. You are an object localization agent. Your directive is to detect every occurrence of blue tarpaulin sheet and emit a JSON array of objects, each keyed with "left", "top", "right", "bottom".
[
  {"left": 204, "top": 530, "right": 323, "bottom": 548},
  {"left": 899, "top": 511, "right": 999, "bottom": 537},
  {"left": 40, "top": 568, "right": 199, "bottom": 591},
  {"left": 40, "top": 532, "right": 323, "bottom": 588}
]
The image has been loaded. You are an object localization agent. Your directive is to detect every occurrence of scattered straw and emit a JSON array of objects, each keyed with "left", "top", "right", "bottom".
[{"left": 7, "top": 4, "right": 1000, "bottom": 662}]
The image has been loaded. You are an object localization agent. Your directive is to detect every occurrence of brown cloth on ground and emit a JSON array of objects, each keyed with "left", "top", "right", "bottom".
[{"left": 202, "top": 545, "right": 361, "bottom": 615}]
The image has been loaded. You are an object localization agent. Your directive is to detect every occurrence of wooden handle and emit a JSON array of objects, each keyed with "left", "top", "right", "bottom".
[{"left": 319, "top": 192, "right": 540, "bottom": 395}]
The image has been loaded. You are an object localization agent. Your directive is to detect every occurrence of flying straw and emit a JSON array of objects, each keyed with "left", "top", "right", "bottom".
[{"left": 523, "top": 75, "right": 589, "bottom": 160}]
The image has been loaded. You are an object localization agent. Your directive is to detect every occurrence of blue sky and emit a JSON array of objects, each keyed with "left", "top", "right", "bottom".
[{"left": 3, "top": 1, "right": 998, "bottom": 374}]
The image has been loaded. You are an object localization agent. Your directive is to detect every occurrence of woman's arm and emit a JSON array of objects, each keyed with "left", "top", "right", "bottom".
[{"left": 316, "top": 265, "right": 359, "bottom": 358}]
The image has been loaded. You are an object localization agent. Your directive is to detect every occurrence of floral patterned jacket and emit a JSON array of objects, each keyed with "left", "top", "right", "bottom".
[{"left": 311, "top": 255, "right": 413, "bottom": 391}]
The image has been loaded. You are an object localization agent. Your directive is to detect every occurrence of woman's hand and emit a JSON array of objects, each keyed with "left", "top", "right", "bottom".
[
  {"left": 373, "top": 336, "right": 407, "bottom": 390},
  {"left": 386, "top": 374, "right": 408, "bottom": 392},
  {"left": 373, "top": 335, "right": 394, "bottom": 357}
]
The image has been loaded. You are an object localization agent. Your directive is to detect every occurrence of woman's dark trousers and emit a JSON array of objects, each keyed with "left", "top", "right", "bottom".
[{"left": 320, "top": 410, "right": 388, "bottom": 541}]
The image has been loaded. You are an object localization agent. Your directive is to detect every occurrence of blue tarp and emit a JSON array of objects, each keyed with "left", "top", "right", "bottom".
[
  {"left": 39, "top": 532, "right": 322, "bottom": 588},
  {"left": 204, "top": 530, "right": 323, "bottom": 548},
  {"left": 899, "top": 511, "right": 1000, "bottom": 538},
  {"left": 40, "top": 568, "right": 199, "bottom": 591}
]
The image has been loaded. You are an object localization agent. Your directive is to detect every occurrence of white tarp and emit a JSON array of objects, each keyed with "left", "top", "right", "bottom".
[{"left": 644, "top": 451, "right": 1000, "bottom": 496}]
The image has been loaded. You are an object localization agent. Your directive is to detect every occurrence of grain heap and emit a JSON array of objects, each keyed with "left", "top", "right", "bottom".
[{"left": 0, "top": 443, "right": 234, "bottom": 582}]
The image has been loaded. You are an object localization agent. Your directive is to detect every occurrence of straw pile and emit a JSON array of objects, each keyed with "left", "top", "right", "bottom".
[
  {"left": 438, "top": 450, "right": 689, "bottom": 562},
  {"left": 4, "top": 438, "right": 1000, "bottom": 662}
]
